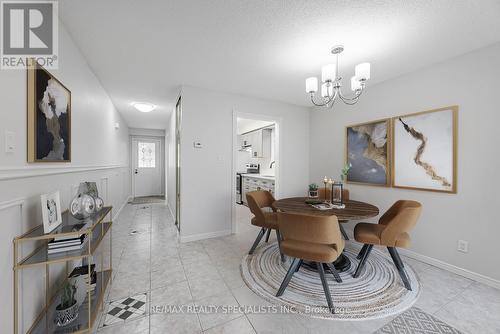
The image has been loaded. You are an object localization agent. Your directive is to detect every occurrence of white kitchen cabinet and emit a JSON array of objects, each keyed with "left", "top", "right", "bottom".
[
  {"left": 250, "top": 129, "right": 272, "bottom": 158},
  {"left": 242, "top": 176, "right": 275, "bottom": 205},
  {"left": 240, "top": 128, "right": 272, "bottom": 158}
]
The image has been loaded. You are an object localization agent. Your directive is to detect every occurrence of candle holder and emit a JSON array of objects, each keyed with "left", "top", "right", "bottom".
[{"left": 323, "top": 181, "right": 329, "bottom": 203}]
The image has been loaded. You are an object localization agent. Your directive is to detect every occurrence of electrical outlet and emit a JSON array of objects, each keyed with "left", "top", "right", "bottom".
[{"left": 457, "top": 240, "right": 468, "bottom": 253}]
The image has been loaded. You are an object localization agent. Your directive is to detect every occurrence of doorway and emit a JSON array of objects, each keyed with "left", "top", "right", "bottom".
[
  {"left": 232, "top": 112, "right": 281, "bottom": 234},
  {"left": 132, "top": 138, "right": 163, "bottom": 197}
]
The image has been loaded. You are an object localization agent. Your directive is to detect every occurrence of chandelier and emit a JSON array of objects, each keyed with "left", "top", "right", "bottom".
[{"left": 305, "top": 45, "right": 370, "bottom": 108}]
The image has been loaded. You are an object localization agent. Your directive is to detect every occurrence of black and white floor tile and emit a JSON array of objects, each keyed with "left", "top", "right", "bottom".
[{"left": 101, "top": 293, "right": 147, "bottom": 328}]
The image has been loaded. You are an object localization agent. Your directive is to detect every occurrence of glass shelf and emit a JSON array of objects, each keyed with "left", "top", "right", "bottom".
[
  {"left": 17, "top": 207, "right": 112, "bottom": 242},
  {"left": 28, "top": 270, "right": 111, "bottom": 334},
  {"left": 17, "top": 222, "right": 112, "bottom": 268}
]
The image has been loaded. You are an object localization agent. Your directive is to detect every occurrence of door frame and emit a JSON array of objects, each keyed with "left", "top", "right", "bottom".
[
  {"left": 130, "top": 135, "right": 165, "bottom": 198},
  {"left": 231, "top": 110, "right": 282, "bottom": 234}
]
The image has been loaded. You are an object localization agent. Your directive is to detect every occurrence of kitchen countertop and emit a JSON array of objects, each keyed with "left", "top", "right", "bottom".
[{"left": 240, "top": 173, "right": 275, "bottom": 181}]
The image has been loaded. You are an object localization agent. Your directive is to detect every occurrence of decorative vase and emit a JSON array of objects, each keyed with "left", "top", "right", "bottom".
[
  {"left": 308, "top": 190, "right": 319, "bottom": 198},
  {"left": 70, "top": 194, "right": 96, "bottom": 220},
  {"left": 55, "top": 301, "right": 79, "bottom": 327}
]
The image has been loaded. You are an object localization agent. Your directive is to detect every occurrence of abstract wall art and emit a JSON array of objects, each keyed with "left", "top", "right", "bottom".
[
  {"left": 392, "top": 106, "right": 457, "bottom": 193},
  {"left": 346, "top": 119, "right": 391, "bottom": 186},
  {"left": 27, "top": 59, "right": 71, "bottom": 162}
]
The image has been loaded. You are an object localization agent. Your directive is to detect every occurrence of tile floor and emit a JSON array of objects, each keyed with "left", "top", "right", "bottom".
[{"left": 94, "top": 203, "right": 500, "bottom": 334}]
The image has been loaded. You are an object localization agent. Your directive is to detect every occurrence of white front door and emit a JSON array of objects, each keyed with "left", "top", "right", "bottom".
[{"left": 132, "top": 138, "right": 162, "bottom": 197}]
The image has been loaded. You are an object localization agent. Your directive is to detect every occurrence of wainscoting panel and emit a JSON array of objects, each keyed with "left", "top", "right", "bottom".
[{"left": 0, "top": 166, "right": 130, "bottom": 333}]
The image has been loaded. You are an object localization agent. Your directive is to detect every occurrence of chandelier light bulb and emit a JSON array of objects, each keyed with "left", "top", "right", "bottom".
[
  {"left": 351, "top": 76, "right": 362, "bottom": 91},
  {"left": 321, "top": 64, "right": 336, "bottom": 82},
  {"left": 355, "top": 62, "right": 371, "bottom": 81},
  {"left": 305, "top": 77, "right": 318, "bottom": 93},
  {"left": 321, "top": 83, "right": 333, "bottom": 97}
]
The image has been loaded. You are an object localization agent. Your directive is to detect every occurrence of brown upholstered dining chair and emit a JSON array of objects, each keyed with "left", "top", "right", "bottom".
[
  {"left": 317, "top": 187, "right": 351, "bottom": 240},
  {"left": 353, "top": 200, "right": 422, "bottom": 290},
  {"left": 276, "top": 212, "right": 343, "bottom": 314},
  {"left": 246, "top": 191, "right": 285, "bottom": 261}
]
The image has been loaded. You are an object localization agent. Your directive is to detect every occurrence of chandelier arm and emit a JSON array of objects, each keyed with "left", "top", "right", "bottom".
[
  {"left": 338, "top": 86, "right": 364, "bottom": 102},
  {"left": 310, "top": 90, "right": 337, "bottom": 107}
]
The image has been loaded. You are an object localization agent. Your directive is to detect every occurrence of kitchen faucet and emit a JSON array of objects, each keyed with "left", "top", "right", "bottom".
[{"left": 269, "top": 161, "right": 276, "bottom": 169}]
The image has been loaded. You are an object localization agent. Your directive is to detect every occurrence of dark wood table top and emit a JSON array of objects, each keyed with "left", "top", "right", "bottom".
[{"left": 273, "top": 197, "right": 379, "bottom": 221}]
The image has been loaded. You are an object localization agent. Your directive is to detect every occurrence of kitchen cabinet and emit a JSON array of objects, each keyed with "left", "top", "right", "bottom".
[
  {"left": 240, "top": 128, "right": 272, "bottom": 158},
  {"left": 242, "top": 175, "right": 275, "bottom": 205}
]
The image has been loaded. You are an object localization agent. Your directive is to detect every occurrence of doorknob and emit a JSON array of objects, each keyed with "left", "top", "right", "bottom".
[{"left": 134, "top": 169, "right": 138, "bottom": 174}]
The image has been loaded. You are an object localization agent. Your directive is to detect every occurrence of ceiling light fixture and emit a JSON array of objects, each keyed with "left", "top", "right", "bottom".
[
  {"left": 133, "top": 102, "right": 156, "bottom": 113},
  {"left": 305, "top": 45, "right": 370, "bottom": 109}
]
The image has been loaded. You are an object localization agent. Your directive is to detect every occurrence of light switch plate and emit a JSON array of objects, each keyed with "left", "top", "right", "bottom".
[
  {"left": 5, "top": 131, "right": 15, "bottom": 153},
  {"left": 457, "top": 240, "right": 469, "bottom": 253}
]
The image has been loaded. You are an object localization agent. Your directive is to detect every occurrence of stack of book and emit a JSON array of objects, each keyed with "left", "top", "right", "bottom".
[
  {"left": 47, "top": 234, "right": 87, "bottom": 254},
  {"left": 70, "top": 264, "right": 97, "bottom": 292}
]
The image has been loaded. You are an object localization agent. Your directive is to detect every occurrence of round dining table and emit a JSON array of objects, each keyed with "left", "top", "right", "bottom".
[{"left": 273, "top": 197, "right": 379, "bottom": 272}]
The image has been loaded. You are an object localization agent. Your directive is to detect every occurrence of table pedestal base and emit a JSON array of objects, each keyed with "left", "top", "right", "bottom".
[{"left": 301, "top": 254, "right": 351, "bottom": 273}]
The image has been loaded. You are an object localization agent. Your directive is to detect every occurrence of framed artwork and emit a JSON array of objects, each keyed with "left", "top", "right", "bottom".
[
  {"left": 41, "top": 191, "right": 63, "bottom": 233},
  {"left": 392, "top": 106, "right": 457, "bottom": 193},
  {"left": 345, "top": 118, "right": 391, "bottom": 186},
  {"left": 27, "top": 59, "right": 71, "bottom": 162}
]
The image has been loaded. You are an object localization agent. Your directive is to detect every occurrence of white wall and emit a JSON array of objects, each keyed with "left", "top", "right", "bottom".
[
  {"left": 179, "top": 86, "right": 309, "bottom": 241},
  {"left": 309, "top": 43, "right": 500, "bottom": 283},
  {"left": 0, "top": 21, "right": 130, "bottom": 333}
]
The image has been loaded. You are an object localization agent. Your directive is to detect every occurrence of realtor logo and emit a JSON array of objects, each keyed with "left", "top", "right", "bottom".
[{"left": 1, "top": 1, "right": 58, "bottom": 69}]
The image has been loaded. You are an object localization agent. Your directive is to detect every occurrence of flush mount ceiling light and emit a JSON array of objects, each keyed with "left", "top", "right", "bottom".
[
  {"left": 133, "top": 102, "right": 156, "bottom": 113},
  {"left": 305, "top": 45, "right": 370, "bottom": 109}
]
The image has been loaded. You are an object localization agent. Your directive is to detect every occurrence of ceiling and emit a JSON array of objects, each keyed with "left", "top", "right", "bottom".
[{"left": 59, "top": 0, "right": 500, "bottom": 129}]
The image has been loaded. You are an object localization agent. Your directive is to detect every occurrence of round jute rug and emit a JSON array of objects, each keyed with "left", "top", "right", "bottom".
[{"left": 240, "top": 241, "right": 420, "bottom": 320}]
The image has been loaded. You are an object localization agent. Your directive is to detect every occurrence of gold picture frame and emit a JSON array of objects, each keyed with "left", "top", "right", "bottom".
[
  {"left": 391, "top": 106, "right": 458, "bottom": 193},
  {"left": 345, "top": 118, "right": 392, "bottom": 187},
  {"left": 27, "top": 58, "right": 71, "bottom": 162}
]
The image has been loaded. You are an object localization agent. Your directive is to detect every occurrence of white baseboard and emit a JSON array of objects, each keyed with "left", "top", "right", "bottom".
[
  {"left": 343, "top": 226, "right": 500, "bottom": 290},
  {"left": 112, "top": 195, "right": 132, "bottom": 221},
  {"left": 166, "top": 203, "right": 175, "bottom": 220},
  {"left": 398, "top": 248, "right": 500, "bottom": 290},
  {"left": 180, "top": 229, "right": 232, "bottom": 243}
]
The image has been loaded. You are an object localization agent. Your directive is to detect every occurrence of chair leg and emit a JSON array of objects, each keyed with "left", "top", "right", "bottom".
[
  {"left": 275, "top": 230, "right": 285, "bottom": 262},
  {"left": 265, "top": 228, "right": 271, "bottom": 242},
  {"left": 356, "top": 244, "right": 369, "bottom": 260},
  {"left": 295, "top": 259, "right": 303, "bottom": 272},
  {"left": 326, "top": 263, "right": 342, "bottom": 283},
  {"left": 339, "top": 224, "right": 349, "bottom": 240},
  {"left": 248, "top": 228, "right": 266, "bottom": 255},
  {"left": 276, "top": 258, "right": 301, "bottom": 297},
  {"left": 388, "top": 247, "right": 412, "bottom": 291},
  {"left": 317, "top": 262, "right": 335, "bottom": 314},
  {"left": 353, "top": 244, "right": 373, "bottom": 278}
]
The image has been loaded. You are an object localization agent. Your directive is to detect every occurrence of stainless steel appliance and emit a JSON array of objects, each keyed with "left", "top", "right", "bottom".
[
  {"left": 236, "top": 173, "right": 243, "bottom": 204},
  {"left": 246, "top": 163, "right": 260, "bottom": 174}
]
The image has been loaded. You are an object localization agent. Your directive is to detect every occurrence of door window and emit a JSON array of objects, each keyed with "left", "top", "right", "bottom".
[{"left": 138, "top": 142, "right": 155, "bottom": 168}]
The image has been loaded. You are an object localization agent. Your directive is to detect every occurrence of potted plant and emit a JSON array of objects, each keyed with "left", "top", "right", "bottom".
[
  {"left": 341, "top": 163, "right": 352, "bottom": 183},
  {"left": 308, "top": 183, "right": 319, "bottom": 198},
  {"left": 55, "top": 279, "right": 79, "bottom": 327}
]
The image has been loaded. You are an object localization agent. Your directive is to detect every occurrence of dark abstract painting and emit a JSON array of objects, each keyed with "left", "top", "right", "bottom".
[
  {"left": 346, "top": 119, "right": 390, "bottom": 186},
  {"left": 27, "top": 60, "right": 71, "bottom": 162}
]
